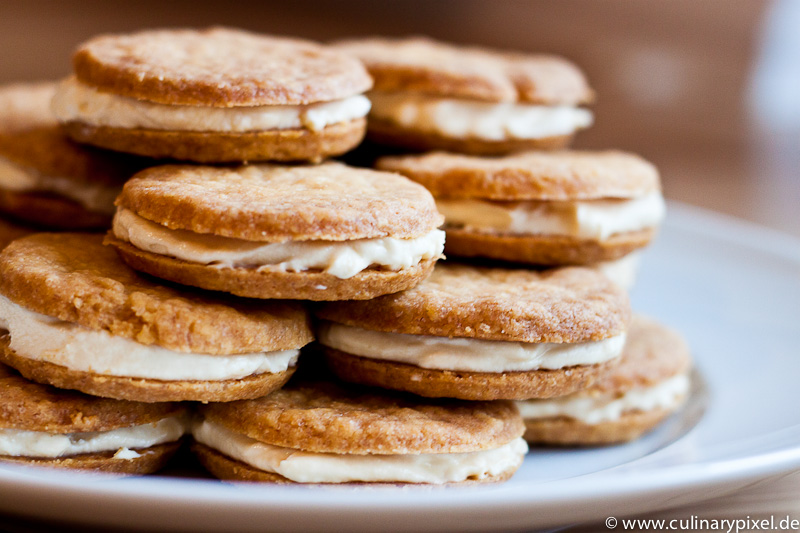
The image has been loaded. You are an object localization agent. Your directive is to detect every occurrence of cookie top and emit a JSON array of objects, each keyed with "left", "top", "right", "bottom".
[
  {"left": 117, "top": 162, "right": 443, "bottom": 242},
  {"left": 199, "top": 380, "right": 523, "bottom": 455},
  {"left": 0, "top": 234, "right": 313, "bottom": 354},
  {"left": 0, "top": 82, "right": 146, "bottom": 187},
  {"left": 317, "top": 263, "right": 630, "bottom": 343},
  {"left": 376, "top": 150, "right": 661, "bottom": 201},
  {"left": 0, "top": 364, "right": 185, "bottom": 433},
  {"left": 333, "top": 36, "right": 592, "bottom": 104},
  {"left": 0, "top": 218, "right": 32, "bottom": 251},
  {"left": 74, "top": 27, "right": 372, "bottom": 107},
  {"left": 590, "top": 316, "right": 691, "bottom": 395}
]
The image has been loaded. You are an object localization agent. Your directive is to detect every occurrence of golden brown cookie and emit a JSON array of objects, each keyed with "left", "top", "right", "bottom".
[
  {"left": 518, "top": 316, "right": 691, "bottom": 445},
  {"left": 324, "top": 348, "right": 620, "bottom": 401},
  {"left": 443, "top": 228, "right": 656, "bottom": 266},
  {"left": 376, "top": 150, "right": 665, "bottom": 266},
  {"left": 316, "top": 263, "right": 630, "bottom": 400},
  {"left": 0, "top": 82, "right": 148, "bottom": 229},
  {"left": 108, "top": 162, "right": 445, "bottom": 300},
  {"left": 54, "top": 28, "right": 373, "bottom": 162},
  {"left": 333, "top": 36, "right": 593, "bottom": 154},
  {"left": 192, "top": 379, "right": 527, "bottom": 484},
  {"left": 0, "top": 363, "right": 187, "bottom": 474},
  {"left": 0, "top": 233, "right": 312, "bottom": 402}
]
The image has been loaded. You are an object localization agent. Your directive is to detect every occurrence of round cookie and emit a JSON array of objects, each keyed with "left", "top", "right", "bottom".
[
  {"left": 517, "top": 316, "right": 692, "bottom": 445},
  {"left": 0, "top": 82, "right": 147, "bottom": 229},
  {"left": 191, "top": 379, "right": 527, "bottom": 485},
  {"left": 0, "top": 363, "right": 187, "bottom": 474},
  {"left": 107, "top": 162, "right": 445, "bottom": 300},
  {"left": 377, "top": 150, "right": 665, "bottom": 266},
  {"left": 333, "top": 36, "right": 593, "bottom": 154},
  {"left": 53, "top": 28, "right": 373, "bottom": 163},
  {"left": 0, "top": 233, "right": 313, "bottom": 402},
  {"left": 316, "top": 263, "right": 631, "bottom": 401}
]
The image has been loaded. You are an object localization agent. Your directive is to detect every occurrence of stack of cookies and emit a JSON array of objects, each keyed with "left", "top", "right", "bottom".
[{"left": 0, "top": 27, "right": 690, "bottom": 486}]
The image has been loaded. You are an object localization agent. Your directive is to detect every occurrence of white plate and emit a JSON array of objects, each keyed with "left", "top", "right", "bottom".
[{"left": 1, "top": 202, "right": 799, "bottom": 532}]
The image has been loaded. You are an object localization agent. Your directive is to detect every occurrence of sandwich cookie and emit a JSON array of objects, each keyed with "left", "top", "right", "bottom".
[
  {"left": 378, "top": 150, "right": 665, "bottom": 266},
  {"left": 192, "top": 380, "right": 527, "bottom": 485},
  {"left": 316, "top": 264, "right": 631, "bottom": 400},
  {"left": 333, "top": 37, "right": 593, "bottom": 154},
  {"left": 107, "top": 162, "right": 445, "bottom": 300},
  {"left": 517, "top": 316, "right": 691, "bottom": 445},
  {"left": 0, "top": 82, "right": 144, "bottom": 229},
  {"left": 0, "top": 234, "right": 313, "bottom": 402},
  {"left": 0, "top": 364, "right": 187, "bottom": 474},
  {"left": 53, "top": 28, "right": 373, "bottom": 163}
]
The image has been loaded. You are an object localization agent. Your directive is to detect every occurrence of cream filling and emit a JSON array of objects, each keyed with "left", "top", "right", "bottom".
[
  {"left": 516, "top": 373, "right": 690, "bottom": 425},
  {"left": 192, "top": 419, "right": 528, "bottom": 484},
  {"left": 0, "top": 156, "right": 119, "bottom": 215},
  {"left": 368, "top": 91, "right": 593, "bottom": 141},
  {"left": 113, "top": 209, "right": 445, "bottom": 280},
  {"left": 593, "top": 252, "right": 642, "bottom": 290},
  {"left": 0, "top": 295, "right": 298, "bottom": 381},
  {"left": 317, "top": 322, "right": 625, "bottom": 372},
  {"left": 437, "top": 192, "right": 666, "bottom": 240},
  {"left": 52, "top": 77, "right": 371, "bottom": 133},
  {"left": 0, "top": 416, "right": 186, "bottom": 458}
]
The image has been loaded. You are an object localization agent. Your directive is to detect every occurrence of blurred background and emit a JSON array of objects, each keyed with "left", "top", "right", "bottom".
[{"left": 0, "top": 0, "right": 797, "bottom": 236}]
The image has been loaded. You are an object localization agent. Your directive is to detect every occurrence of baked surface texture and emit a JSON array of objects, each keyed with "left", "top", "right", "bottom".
[
  {"left": 0, "top": 362, "right": 185, "bottom": 431},
  {"left": 522, "top": 409, "right": 672, "bottom": 445},
  {"left": 62, "top": 119, "right": 367, "bottom": 163},
  {"left": 117, "top": 162, "right": 442, "bottom": 242},
  {"left": 0, "top": 233, "right": 313, "bottom": 354},
  {"left": 324, "top": 349, "right": 620, "bottom": 401},
  {"left": 443, "top": 228, "right": 656, "bottom": 265},
  {"left": 73, "top": 28, "right": 372, "bottom": 106},
  {"left": 376, "top": 150, "right": 661, "bottom": 201},
  {"left": 316, "top": 263, "right": 631, "bottom": 343},
  {"left": 199, "top": 380, "right": 524, "bottom": 455},
  {"left": 333, "top": 37, "right": 592, "bottom": 104}
]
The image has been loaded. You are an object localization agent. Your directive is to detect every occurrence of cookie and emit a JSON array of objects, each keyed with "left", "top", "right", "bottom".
[
  {"left": 0, "top": 82, "right": 146, "bottom": 229},
  {"left": 316, "top": 263, "right": 631, "bottom": 400},
  {"left": 192, "top": 379, "right": 527, "bottom": 484},
  {"left": 53, "top": 28, "right": 373, "bottom": 163},
  {"left": 377, "top": 150, "right": 665, "bottom": 266},
  {"left": 517, "top": 316, "right": 691, "bottom": 445},
  {"left": 0, "top": 233, "right": 313, "bottom": 402},
  {"left": 333, "top": 37, "right": 593, "bottom": 154},
  {"left": 107, "top": 162, "right": 444, "bottom": 300},
  {"left": 0, "top": 363, "right": 187, "bottom": 474}
]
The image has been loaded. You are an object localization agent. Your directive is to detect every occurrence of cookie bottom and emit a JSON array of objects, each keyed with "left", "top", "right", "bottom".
[
  {"left": 444, "top": 228, "right": 656, "bottom": 265},
  {"left": 0, "top": 188, "right": 110, "bottom": 230},
  {"left": 191, "top": 442, "right": 515, "bottom": 486},
  {"left": 0, "top": 338, "right": 295, "bottom": 403},
  {"left": 523, "top": 408, "right": 672, "bottom": 445},
  {"left": 107, "top": 235, "right": 437, "bottom": 301},
  {"left": 324, "top": 348, "right": 618, "bottom": 401},
  {"left": 63, "top": 119, "right": 367, "bottom": 163},
  {"left": 367, "top": 119, "right": 573, "bottom": 155},
  {"left": 0, "top": 440, "right": 182, "bottom": 474}
]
